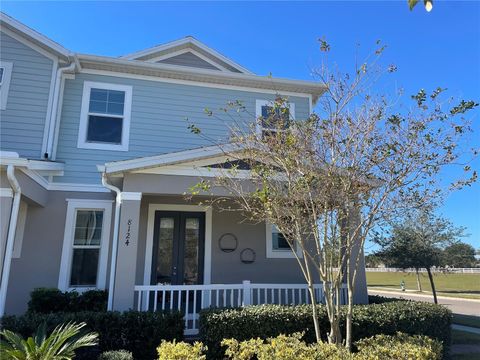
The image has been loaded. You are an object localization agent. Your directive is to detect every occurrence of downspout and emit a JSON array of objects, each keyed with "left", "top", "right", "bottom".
[
  {"left": 45, "top": 58, "right": 77, "bottom": 159},
  {"left": 0, "top": 165, "right": 21, "bottom": 317},
  {"left": 102, "top": 172, "right": 122, "bottom": 311}
]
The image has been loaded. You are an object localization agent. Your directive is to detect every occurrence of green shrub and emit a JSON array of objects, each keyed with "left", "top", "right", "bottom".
[
  {"left": 157, "top": 340, "right": 207, "bottom": 359},
  {"left": 200, "top": 301, "right": 451, "bottom": 359},
  {"left": 98, "top": 350, "right": 134, "bottom": 360},
  {"left": 367, "top": 294, "right": 406, "bottom": 304},
  {"left": 27, "top": 287, "right": 107, "bottom": 313},
  {"left": 355, "top": 332, "right": 443, "bottom": 360},
  {"left": 1, "top": 310, "right": 183, "bottom": 360},
  {"left": 222, "top": 332, "right": 352, "bottom": 360}
]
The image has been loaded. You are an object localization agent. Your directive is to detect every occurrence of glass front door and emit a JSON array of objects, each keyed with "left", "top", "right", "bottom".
[{"left": 151, "top": 211, "right": 205, "bottom": 285}]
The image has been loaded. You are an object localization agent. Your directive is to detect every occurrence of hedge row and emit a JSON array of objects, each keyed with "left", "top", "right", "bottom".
[
  {"left": 1, "top": 310, "right": 184, "bottom": 360},
  {"left": 27, "top": 288, "right": 107, "bottom": 313},
  {"left": 199, "top": 301, "right": 451, "bottom": 359}
]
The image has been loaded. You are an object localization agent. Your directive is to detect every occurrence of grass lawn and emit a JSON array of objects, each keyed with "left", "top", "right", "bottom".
[
  {"left": 366, "top": 272, "right": 480, "bottom": 299},
  {"left": 453, "top": 314, "right": 480, "bottom": 328}
]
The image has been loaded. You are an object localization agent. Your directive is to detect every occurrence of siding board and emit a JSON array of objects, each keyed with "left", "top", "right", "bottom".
[
  {"left": 55, "top": 73, "right": 310, "bottom": 184},
  {"left": 0, "top": 31, "right": 54, "bottom": 159}
]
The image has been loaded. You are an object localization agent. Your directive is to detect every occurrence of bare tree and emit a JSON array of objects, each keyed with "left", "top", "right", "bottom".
[{"left": 187, "top": 41, "right": 477, "bottom": 350}]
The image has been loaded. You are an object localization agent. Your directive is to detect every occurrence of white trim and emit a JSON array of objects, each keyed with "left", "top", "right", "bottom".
[
  {"left": 41, "top": 59, "right": 59, "bottom": 158},
  {"left": 265, "top": 222, "right": 303, "bottom": 259},
  {"left": 80, "top": 68, "right": 316, "bottom": 100},
  {"left": 149, "top": 48, "right": 228, "bottom": 72},
  {"left": 0, "top": 26, "right": 62, "bottom": 62},
  {"left": 51, "top": 71, "right": 68, "bottom": 160},
  {"left": 120, "top": 192, "right": 142, "bottom": 201},
  {"left": 135, "top": 166, "right": 252, "bottom": 179},
  {"left": 12, "top": 201, "right": 27, "bottom": 258},
  {"left": 0, "top": 61, "right": 13, "bottom": 110},
  {"left": 0, "top": 13, "right": 71, "bottom": 59},
  {"left": 255, "top": 99, "right": 296, "bottom": 136},
  {"left": 102, "top": 143, "right": 241, "bottom": 174},
  {"left": 143, "top": 204, "right": 213, "bottom": 287},
  {"left": 120, "top": 36, "right": 252, "bottom": 74},
  {"left": 0, "top": 188, "right": 13, "bottom": 197},
  {"left": 58, "top": 199, "right": 112, "bottom": 291},
  {"left": 77, "top": 81, "right": 132, "bottom": 151}
]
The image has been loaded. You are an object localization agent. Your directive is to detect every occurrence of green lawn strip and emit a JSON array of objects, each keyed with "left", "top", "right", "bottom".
[
  {"left": 452, "top": 330, "right": 480, "bottom": 346},
  {"left": 368, "top": 286, "right": 480, "bottom": 300},
  {"left": 452, "top": 314, "right": 480, "bottom": 329},
  {"left": 366, "top": 272, "right": 480, "bottom": 299}
]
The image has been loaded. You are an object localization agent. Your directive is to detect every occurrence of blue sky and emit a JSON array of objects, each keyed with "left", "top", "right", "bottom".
[{"left": 2, "top": 1, "right": 479, "bottom": 250}]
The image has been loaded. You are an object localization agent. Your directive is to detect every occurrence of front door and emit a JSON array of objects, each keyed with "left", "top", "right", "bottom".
[{"left": 151, "top": 211, "right": 205, "bottom": 285}]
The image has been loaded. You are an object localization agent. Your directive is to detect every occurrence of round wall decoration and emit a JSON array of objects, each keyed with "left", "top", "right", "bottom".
[
  {"left": 240, "top": 248, "right": 256, "bottom": 264},
  {"left": 218, "top": 233, "right": 238, "bottom": 252}
]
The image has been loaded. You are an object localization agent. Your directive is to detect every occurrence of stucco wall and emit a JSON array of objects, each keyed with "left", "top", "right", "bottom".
[{"left": 5, "top": 190, "right": 114, "bottom": 315}]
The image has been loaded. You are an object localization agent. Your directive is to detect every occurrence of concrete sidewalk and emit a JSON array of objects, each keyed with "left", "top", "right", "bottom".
[{"left": 368, "top": 289, "right": 480, "bottom": 316}]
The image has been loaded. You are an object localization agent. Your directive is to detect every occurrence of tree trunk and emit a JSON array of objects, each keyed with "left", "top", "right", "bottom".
[
  {"left": 426, "top": 267, "right": 438, "bottom": 304},
  {"left": 416, "top": 268, "right": 422, "bottom": 292},
  {"left": 345, "top": 280, "right": 354, "bottom": 351},
  {"left": 307, "top": 282, "right": 322, "bottom": 342}
]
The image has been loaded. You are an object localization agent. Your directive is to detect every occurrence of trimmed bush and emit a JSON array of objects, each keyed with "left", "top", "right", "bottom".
[
  {"left": 200, "top": 301, "right": 451, "bottom": 359},
  {"left": 355, "top": 332, "right": 443, "bottom": 360},
  {"left": 98, "top": 350, "right": 134, "bottom": 360},
  {"left": 367, "top": 294, "right": 406, "bottom": 304},
  {"left": 157, "top": 340, "right": 207, "bottom": 360},
  {"left": 27, "top": 287, "right": 107, "bottom": 313},
  {"left": 222, "top": 332, "right": 353, "bottom": 360},
  {"left": 156, "top": 332, "right": 442, "bottom": 360},
  {"left": 1, "top": 310, "right": 183, "bottom": 360}
]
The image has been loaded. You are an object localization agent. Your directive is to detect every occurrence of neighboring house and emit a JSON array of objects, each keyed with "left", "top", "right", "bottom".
[{"left": 0, "top": 13, "right": 368, "bottom": 331}]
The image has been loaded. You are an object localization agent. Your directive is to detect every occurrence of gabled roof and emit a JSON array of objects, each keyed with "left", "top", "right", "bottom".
[
  {"left": 0, "top": 11, "right": 72, "bottom": 60},
  {"left": 98, "top": 144, "right": 243, "bottom": 175},
  {"left": 120, "top": 36, "right": 253, "bottom": 74}
]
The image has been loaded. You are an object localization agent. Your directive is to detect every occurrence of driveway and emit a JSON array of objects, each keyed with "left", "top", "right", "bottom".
[{"left": 368, "top": 288, "right": 480, "bottom": 316}]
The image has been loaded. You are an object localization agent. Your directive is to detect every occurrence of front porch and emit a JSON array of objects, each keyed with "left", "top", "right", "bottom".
[{"left": 134, "top": 281, "right": 347, "bottom": 335}]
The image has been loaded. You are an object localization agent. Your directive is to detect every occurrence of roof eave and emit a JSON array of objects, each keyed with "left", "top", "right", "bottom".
[{"left": 78, "top": 53, "right": 327, "bottom": 101}]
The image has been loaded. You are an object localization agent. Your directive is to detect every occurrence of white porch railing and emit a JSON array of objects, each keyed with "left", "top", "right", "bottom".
[{"left": 134, "top": 281, "right": 347, "bottom": 335}]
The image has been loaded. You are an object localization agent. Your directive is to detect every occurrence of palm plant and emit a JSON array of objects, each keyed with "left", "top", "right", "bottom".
[{"left": 0, "top": 322, "right": 98, "bottom": 360}]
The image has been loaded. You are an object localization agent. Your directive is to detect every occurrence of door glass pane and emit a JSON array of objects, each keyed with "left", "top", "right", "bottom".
[
  {"left": 70, "top": 248, "right": 99, "bottom": 286},
  {"left": 183, "top": 218, "right": 199, "bottom": 285},
  {"left": 74, "top": 210, "right": 103, "bottom": 246},
  {"left": 155, "top": 217, "right": 174, "bottom": 284}
]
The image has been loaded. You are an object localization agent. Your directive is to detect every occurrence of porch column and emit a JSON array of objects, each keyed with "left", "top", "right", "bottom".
[{"left": 112, "top": 192, "right": 142, "bottom": 311}]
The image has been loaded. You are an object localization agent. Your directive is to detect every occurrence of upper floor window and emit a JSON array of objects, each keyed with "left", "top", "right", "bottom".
[
  {"left": 256, "top": 99, "right": 295, "bottom": 138},
  {"left": 78, "top": 81, "right": 132, "bottom": 151},
  {"left": 0, "top": 61, "right": 14, "bottom": 110}
]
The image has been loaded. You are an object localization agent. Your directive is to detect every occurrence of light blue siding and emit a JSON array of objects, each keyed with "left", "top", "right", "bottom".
[
  {"left": 0, "top": 32, "right": 54, "bottom": 159},
  {"left": 55, "top": 73, "right": 311, "bottom": 184},
  {"left": 158, "top": 52, "right": 221, "bottom": 70}
]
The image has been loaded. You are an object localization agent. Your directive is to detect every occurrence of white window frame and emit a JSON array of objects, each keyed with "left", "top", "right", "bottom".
[
  {"left": 0, "top": 61, "right": 14, "bottom": 110},
  {"left": 77, "top": 81, "right": 132, "bottom": 151},
  {"left": 265, "top": 222, "right": 303, "bottom": 259},
  {"left": 255, "top": 99, "right": 295, "bottom": 136},
  {"left": 58, "top": 199, "right": 113, "bottom": 292}
]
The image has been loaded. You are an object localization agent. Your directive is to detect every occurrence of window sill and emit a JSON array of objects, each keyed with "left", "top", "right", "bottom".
[{"left": 77, "top": 141, "right": 129, "bottom": 152}]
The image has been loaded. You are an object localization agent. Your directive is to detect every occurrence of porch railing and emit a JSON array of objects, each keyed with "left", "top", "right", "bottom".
[{"left": 134, "top": 281, "right": 347, "bottom": 335}]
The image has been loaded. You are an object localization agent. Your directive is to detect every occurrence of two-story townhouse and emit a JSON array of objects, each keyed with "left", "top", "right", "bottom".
[{"left": 0, "top": 13, "right": 367, "bottom": 332}]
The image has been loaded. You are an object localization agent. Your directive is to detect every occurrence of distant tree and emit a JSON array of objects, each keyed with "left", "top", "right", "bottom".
[
  {"left": 408, "top": 0, "right": 433, "bottom": 12},
  {"left": 375, "top": 210, "right": 465, "bottom": 303},
  {"left": 442, "top": 242, "right": 476, "bottom": 268},
  {"left": 365, "top": 254, "right": 383, "bottom": 268}
]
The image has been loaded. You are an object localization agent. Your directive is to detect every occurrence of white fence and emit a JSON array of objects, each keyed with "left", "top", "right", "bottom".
[
  {"left": 134, "top": 281, "right": 347, "bottom": 335},
  {"left": 366, "top": 267, "right": 480, "bottom": 274}
]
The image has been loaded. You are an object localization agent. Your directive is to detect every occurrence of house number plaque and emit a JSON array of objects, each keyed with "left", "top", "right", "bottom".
[{"left": 125, "top": 219, "right": 132, "bottom": 246}]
